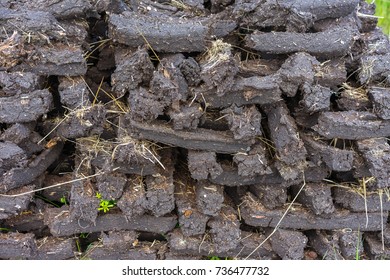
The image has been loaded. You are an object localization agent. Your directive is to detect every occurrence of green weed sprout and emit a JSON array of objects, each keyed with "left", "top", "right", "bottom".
[
  {"left": 98, "top": 200, "right": 114, "bottom": 213},
  {"left": 60, "top": 195, "right": 68, "bottom": 205},
  {"left": 207, "top": 256, "right": 233, "bottom": 260},
  {"left": 96, "top": 192, "right": 116, "bottom": 213},
  {"left": 79, "top": 232, "right": 90, "bottom": 239}
]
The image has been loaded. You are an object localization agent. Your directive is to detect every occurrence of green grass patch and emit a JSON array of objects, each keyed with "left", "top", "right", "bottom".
[{"left": 370, "top": 0, "right": 390, "bottom": 35}]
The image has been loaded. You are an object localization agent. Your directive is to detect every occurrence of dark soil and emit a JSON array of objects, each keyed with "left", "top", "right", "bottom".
[{"left": 0, "top": 0, "right": 389, "bottom": 260}]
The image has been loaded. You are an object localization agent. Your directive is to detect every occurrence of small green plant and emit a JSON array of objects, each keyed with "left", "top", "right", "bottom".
[
  {"left": 79, "top": 233, "right": 90, "bottom": 239},
  {"left": 98, "top": 200, "right": 115, "bottom": 213},
  {"left": 75, "top": 239, "right": 82, "bottom": 255},
  {"left": 0, "top": 227, "right": 10, "bottom": 232},
  {"left": 95, "top": 192, "right": 116, "bottom": 213},
  {"left": 207, "top": 256, "right": 233, "bottom": 260},
  {"left": 355, "top": 229, "right": 361, "bottom": 260},
  {"left": 60, "top": 195, "right": 68, "bottom": 205}
]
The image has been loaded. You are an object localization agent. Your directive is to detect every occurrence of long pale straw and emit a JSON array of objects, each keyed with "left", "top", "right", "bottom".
[{"left": 0, "top": 173, "right": 103, "bottom": 198}]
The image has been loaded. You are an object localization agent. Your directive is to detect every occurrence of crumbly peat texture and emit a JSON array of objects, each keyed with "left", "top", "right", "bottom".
[{"left": 0, "top": 0, "right": 389, "bottom": 259}]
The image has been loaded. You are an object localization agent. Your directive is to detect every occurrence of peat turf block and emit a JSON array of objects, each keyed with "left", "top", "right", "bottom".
[
  {"left": 58, "top": 76, "right": 91, "bottom": 110},
  {"left": 314, "top": 59, "right": 347, "bottom": 89},
  {"left": 0, "top": 8, "right": 68, "bottom": 42},
  {"left": 364, "top": 233, "right": 390, "bottom": 260},
  {"left": 10, "top": 44, "right": 88, "bottom": 76},
  {"left": 44, "top": 207, "right": 177, "bottom": 237},
  {"left": 336, "top": 86, "right": 372, "bottom": 111},
  {"left": 307, "top": 230, "right": 343, "bottom": 260},
  {"left": 291, "top": 182, "right": 335, "bottom": 216},
  {"left": 300, "top": 83, "right": 332, "bottom": 114},
  {"left": 0, "top": 232, "right": 37, "bottom": 259},
  {"left": 0, "top": 123, "right": 43, "bottom": 156},
  {"left": 188, "top": 150, "right": 223, "bottom": 181},
  {"left": 0, "top": 89, "right": 52, "bottom": 123},
  {"left": 101, "top": 230, "right": 138, "bottom": 249},
  {"left": 86, "top": 240, "right": 162, "bottom": 260},
  {"left": 221, "top": 105, "right": 262, "bottom": 141},
  {"left": 175, "top": 179, "right": 209, "bottom": 237},
  {"left": 357, "top": 138, "right": 390, "bottom": 189},
  {"left": 302, "top": 134, "right": 354, "bottom": 172},
  {"left": 358, "top": 53, "right": 390, "bottom": 85},
  {"left": 69, "top": 179, "right": 100, "bottom": 226},
  {"left": 96, "top": 172, "right": 126, "bottom": 201},
  {"left": 382, "top": 226, "right": 390, "bottom": 246},
  {"left": 0, "top": 185, "right": 34, "bottom": 220},
  {"left": 127, "top": 119, "right": 252, "bottom": 154},
  {"left": 195, "top": 181, "right": 224, "bottom": 216},
  {"left": 208, "top": 204, "right": 241, "bottom": 253},
  {"left": 264, "top": 101, "right": 307, "bottom": 180},
  {"left": 236, "top": 0, "right": 359, "bottom": 31},
  {"left": 85, "top": 139, "right": 168, "bottom": 176},
  {"left": 233, "top": 143, "right": 273, "bottom": 178},
  {"left": 1, "top": 211, "right": 46, "bottom": 237},
  {"left": 91, "top": 154, "right": 158, "bottom": 176},
  {"left": 0, "top": 141, "right": 27, "bottom": 170},
  {"left": 0, "top": 142, "right": 63, "bottom": 193},
  {"left": 276, "top": 52, "right": 319, "bottom": 97},
  {"left": 369, "top": 87, "right": 390, "bottom": 120},
  {"left": 127, "top": 87, "right": 166, "bottom": 122},
  {"left": 168, "top": 228, "right": 276, "bottom": 260},
  {"left": 35, "top": 236, "right": 76, "bottom": 260},
  {"left": 158, "top": 54, "right": 190, "bottom": 100},
  {"left": 245, "top": 27, "right": 355, "bottom": 59},
  {"left": 84, "top": 231, "right": 161, "bottom": 260},
  {"left": 168, "top": 103, "right": 203, "bottom": 131},
  {"left": 145, "top": 172, "right": 175, "bottom": 217},
  {"left": 0, "top": 71, "right": 43, "bottom": 96},
  {"left": 314, "top": 111, "right": 390, "bottom": 140},
  {"left": 333, "top": 186, "right": 390, "bottom": 212},
  {"left": 265, "top": 101, "right": 307, "bottom": 166},
  {"left": 210, "top": 161, "right": 330, "bottom": 187},
  {"left": 200, "top": 40, "right": 238, "bottom": 96},
  {"left": 108, "top": 12, "right": 235, "bottom": 53},
  {"left": 111, "top": 47, "right": 154, "bottom": 94},
  {"left": 1, "top": 0, "right": 390, "bottom": 260},
  {"left": 53, "top": 105, "right": 106, "bottom": 139},
  {"left": 249, "top": 184, "right": 288, "bottom": 210},
  {"left": 194, "top": 75, "right": 282, "bottom": 108},
  {"left": 241, "top": 193, "right": 387, "bottom": 231},
  {"left": 117, "top": 176, "right": 147, "bottom": 219},
  {"left": 8, "top": 0, "right": 91, "bottom": 19},
  {"left": 268, "top": 228, "right": 308, "bottom": 260},
  {"left": 338, "top": 230, "right": 363, "bottom": 260}
]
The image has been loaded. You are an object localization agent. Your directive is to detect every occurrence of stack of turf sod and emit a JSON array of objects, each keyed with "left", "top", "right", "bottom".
[{"left": 0, "top": 0, "right": 390, "bottom": 259}]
